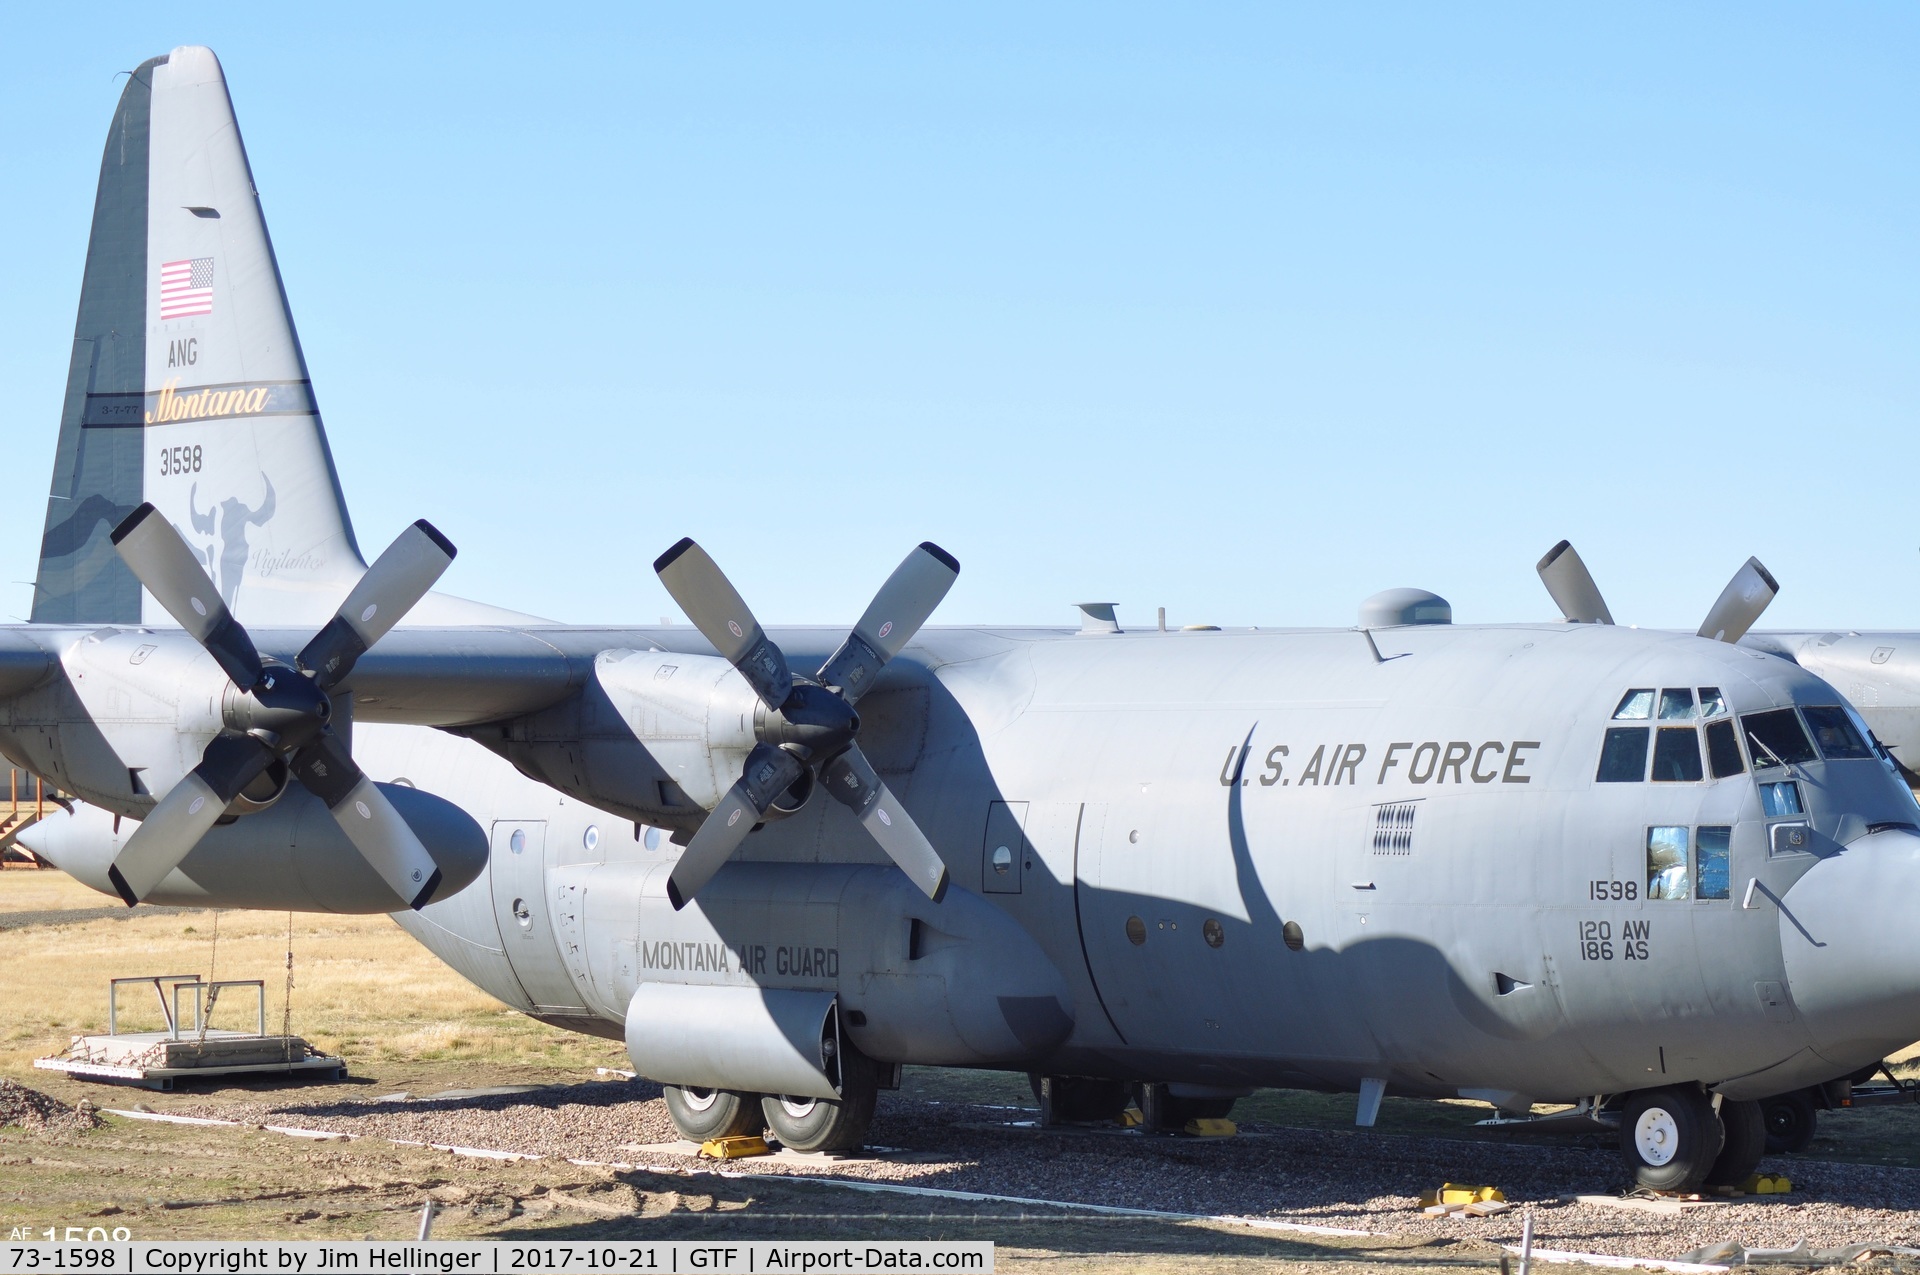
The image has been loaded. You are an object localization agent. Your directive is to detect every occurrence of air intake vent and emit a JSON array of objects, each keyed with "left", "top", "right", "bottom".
[{"left": 1372, "top": 801, "right": 1418, "bottom": 855}]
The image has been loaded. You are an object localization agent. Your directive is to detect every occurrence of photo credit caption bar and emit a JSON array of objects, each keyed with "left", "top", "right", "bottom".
[{"left": 1, "top": 1244, "right": 992, "bottom": 1274}]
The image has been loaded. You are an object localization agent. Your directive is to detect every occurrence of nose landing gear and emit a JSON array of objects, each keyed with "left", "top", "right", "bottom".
[{"left": 1617, "top": 1086, "right": 1766, "bottom": 1191}]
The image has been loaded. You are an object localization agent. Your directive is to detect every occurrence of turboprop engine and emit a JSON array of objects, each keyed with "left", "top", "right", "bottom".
[
  {"left": 19, "top": 789, "right": 487, "bottom": 913},
  {"left": 611, "top": 539, "right": 963, "bottom": 910},
  {"left": 76, "top": 506, "right": 467, "bottom": 909}
]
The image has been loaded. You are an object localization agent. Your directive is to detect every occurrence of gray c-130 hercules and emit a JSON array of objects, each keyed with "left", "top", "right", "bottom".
[{"left": 15, "top": 47, "right": 1920, "bottom": 1191}]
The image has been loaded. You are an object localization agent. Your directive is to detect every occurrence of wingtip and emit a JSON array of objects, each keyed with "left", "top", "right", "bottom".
[
  {"left": 654, "top": 537, "right": 698, "bottom": 575},
  {"left": 106, "top": 864, "right": 140, "bottom": 908},
  {"left": 110, "top": 503, "right": 160, "bottom": 547}
]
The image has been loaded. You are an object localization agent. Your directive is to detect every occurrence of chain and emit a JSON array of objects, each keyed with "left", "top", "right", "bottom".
[
  {"left": 281, "top": 911, "right": 295, "bottom": 1064},
  {"left": 197, "top": 910, "right": 220, "bottom": 1042}
]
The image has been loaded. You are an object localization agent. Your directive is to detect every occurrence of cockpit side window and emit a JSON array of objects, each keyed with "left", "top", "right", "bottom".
[
  {"left": 1598, "top": 727, "right": 1650, "bottom": 782},
  {"left": 1705, "top": 718, "right": 1745, "bottom": 778},
  {"left": 1613, "top": 690, "right": 1655, "bottom": 720},
  {"left": 1801, "top": 706, "right": 1873, "bottom": 760},
  {"left": 1698, "top": 687, "right": 1727, "bottom": 718},
  {"left": 1742, "top": 709, "right": 1818, "bottom": 770},
  {"left": 1651, "top": 727, "right": 1704, "bottom": 781},
  {"left": 1658, "top": 689, "right": 1696, "bottom": 720},
  {"left": 1647, "top": 826, "right": 1691, "bottom": 899},
  {"left": 1697, "top": 826, "right": 1732, "bottom": 900}
]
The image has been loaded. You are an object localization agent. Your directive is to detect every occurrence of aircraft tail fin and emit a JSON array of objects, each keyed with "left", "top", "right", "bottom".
[{"left": 33, "top": 46, "right": 365, "bottom": 626}]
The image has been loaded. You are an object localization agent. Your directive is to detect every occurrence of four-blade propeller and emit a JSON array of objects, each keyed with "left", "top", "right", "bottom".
[
  {"left": 1537, "top": 539, "right": 1779, "bottom": 643},
  {"left": 105, "top": 504, "right": 457, "bottom": 909},
  {"left": 653, "top": 538, "right": 959, "bottom": 910}
]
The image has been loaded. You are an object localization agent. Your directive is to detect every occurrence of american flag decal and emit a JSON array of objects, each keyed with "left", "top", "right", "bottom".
[{"left": 159, "top": 258, "right": 214, "bottom": 319}]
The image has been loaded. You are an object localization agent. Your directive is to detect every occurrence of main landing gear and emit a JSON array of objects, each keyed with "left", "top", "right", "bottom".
[
  {"left": 1618, "top": 1086, "right": 1766, "bottom": 1191},
  {"left": 1028, "top": 1075, "right": 1240, "bottom": 1130},
  {"left": 661, "top": 1041, "right": 881, "bottom": 1155}
]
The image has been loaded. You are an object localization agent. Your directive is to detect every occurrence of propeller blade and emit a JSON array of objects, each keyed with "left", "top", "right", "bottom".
[
  {"left": 665, "top": 743, "right": 805, "bottom": 910},
  {"left": 105, "top": 733, "right": 276, "bottom": 906},
  {"left": 821, "top": 744, "right": 948, "bottom": 901},
  {"left": 289, "top": 732, "right": 443, "bottom": 909},
  {"left": 1698, "top": 557, "right": 1779, "bottom": 644},
  {"left": 299, "top": 520, "right": 457, "bottom": 689},
  {"left": 110, "top": 503, "right": 264, "bottom": 688},
  {"left": 817, "top": 542, "right": 960, "bottom": 703},
  {"left": 1536, "top": 540, "right": 1614, "bottom": 626},
  {"left": 655, "top": 538, "right": 793, "bottom": 709}
]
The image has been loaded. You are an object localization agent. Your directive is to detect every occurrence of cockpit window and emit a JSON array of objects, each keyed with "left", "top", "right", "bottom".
[
  {"left": 1597, "top": 727, "right": 1650, "bottom": 782},
  {"left": 1652, "top": 727, "right": 1704, "bottom": 781},
  {"left": 1697, "top": 826, "right": 1732, "bottom": 900},
  {"left": 1742, "top": 709, "right": 1818, "bottom": 770},
  {"left": 1658, "top": 689, "right": 1696, "bottom": 720},
  {"left": 1613, "top": 690, "right": 1654, "bottom": 720},
  {"left": 1705, "top": 718, "right": 1745, "bottom": 778},
  {"left": 1801, "top": 706, "right": 1873, "bottom": 760},
  {"left": 1646, "top": 826, "right": 1691, "bottom": 900},
  {"left": 1698, "top": 687, "right": 1727, "bottom": 718}
]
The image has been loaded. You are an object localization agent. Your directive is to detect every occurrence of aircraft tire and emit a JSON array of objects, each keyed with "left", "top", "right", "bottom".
[
  {"left": 1762, "top": 1090, "right": 1818, "bottom": 1154},
  {"left": 762, "top": 1048, "right": 878, "bottom": 1154},
  {"left": 663, "top": 1085, "right": 763, "bottom": 1141},
  {"left": 1703, "top": 1099, "right": 1767, "bottom": 1187},
  {"left": 1619, "top": 1086, "right": 1724, "bottom": 1192}
]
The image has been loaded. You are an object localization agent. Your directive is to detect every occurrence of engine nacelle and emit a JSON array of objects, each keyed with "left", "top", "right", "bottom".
[
  {"left": 560, "top": 861, "right": 1076, "bottom": 1076},
  {"left": 18, "top": 783, "right": 487, "bottom": 913},
  {"left": 61, "top": 629, "right": 227, "bottom": 799},
  {"left": 595, "top": 648, "right": 770, "bottom": 811}
]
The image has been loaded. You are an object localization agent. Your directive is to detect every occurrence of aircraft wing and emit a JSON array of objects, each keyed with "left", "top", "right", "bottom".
[{"left": 251, "top": 625, "right": 862, "bottom": 728}]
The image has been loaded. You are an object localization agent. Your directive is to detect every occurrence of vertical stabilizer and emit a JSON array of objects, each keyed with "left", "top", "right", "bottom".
[{"left": 34, "top": 46, "right": 365, "bottom": 626}]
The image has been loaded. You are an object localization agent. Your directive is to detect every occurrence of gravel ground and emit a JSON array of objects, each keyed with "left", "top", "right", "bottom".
[
  {"left": 164, "top": 1079, "right": 1920, "bottom": 1263},
  {"left": 0, "top": 1078, "right": 100, "bottom": 1133}
]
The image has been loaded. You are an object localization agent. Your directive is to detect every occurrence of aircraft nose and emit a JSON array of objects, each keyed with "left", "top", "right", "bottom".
[{"left": 1779, "top": 828, "right": 1920, "bottom": 1068}]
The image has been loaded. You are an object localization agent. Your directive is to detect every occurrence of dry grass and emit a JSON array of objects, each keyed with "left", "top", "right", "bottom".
[{"left": 0, "top": 870, "right": 618, "bottom": 1072}]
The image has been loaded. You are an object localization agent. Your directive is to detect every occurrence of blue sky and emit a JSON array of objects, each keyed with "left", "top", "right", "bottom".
[{"left": 2, "top": 5, "right": 1915, "bottom": 630}]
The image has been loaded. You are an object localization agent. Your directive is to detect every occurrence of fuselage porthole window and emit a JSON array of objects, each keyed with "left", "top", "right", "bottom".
[
  {"left": 1651, "top": 726, "right": 1705, "bottom": 782},
  {"left": 1614, "top": 689, "right": 1655, "bottom": 720},
  {"left": 1598, "top": 726, "right": 1650, "bottom": 782}
]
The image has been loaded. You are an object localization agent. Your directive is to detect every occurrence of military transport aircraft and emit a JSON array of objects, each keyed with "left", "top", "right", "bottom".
[{"left": 15, "top": 47, "right": 1920, "bottom": 1195}]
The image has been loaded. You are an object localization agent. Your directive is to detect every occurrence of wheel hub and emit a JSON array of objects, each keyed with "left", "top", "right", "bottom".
[{"left": 1634, "top": 1106, "right": 1680, "bottom": 1165}]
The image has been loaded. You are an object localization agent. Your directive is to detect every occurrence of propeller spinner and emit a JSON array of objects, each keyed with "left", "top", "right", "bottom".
[
  {"left": 653, "top": 538, "right": 959, "bottom": 910},
  {"left": 104, "top": 504, "right": 458, "bottom": 909}
]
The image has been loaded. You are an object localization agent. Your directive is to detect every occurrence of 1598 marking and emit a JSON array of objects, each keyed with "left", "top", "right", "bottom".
[{"left": 1588, "top": 879, "right": 1637, "bottom": 901}]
